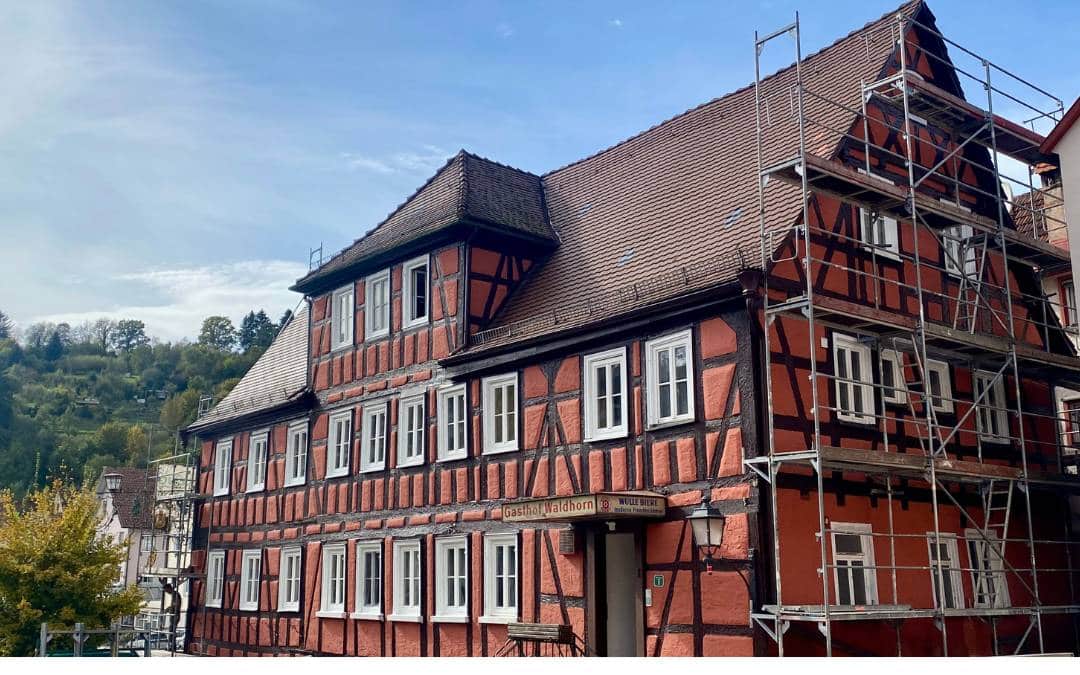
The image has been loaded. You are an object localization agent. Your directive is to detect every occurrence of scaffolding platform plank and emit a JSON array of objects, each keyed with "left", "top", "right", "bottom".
[
  {"left": 770, "top": 445, "right": 1080, "bottom": 490},
  {"left": 797, "top": 294, "right": 1080, "bottom": 373},
  {"left": 758, "top": 603, "right": 1080, "bottom": 623},
  {"left": 766, "top": 153, "right": 1064, "bottom": 269},
  {"left": 881, "top": 72, "right": 1054, "bottom": 166}
]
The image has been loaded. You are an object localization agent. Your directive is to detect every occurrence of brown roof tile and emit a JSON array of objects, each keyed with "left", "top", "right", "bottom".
[
  {"left": 186, "top": 305, "right": 310, "bottom": 431},
  {"left": 96, "top": 467, "right": 156, "bottom": 530},
  {"left": 459, "top": 1, "right": 924, "bottom": 354},
  {"left": 294, "top": 152, "right": 554, "bottom": 291}
]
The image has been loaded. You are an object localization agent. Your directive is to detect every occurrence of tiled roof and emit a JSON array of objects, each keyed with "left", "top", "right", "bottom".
[
  {"left": 1011, "top": 190, "right": 1046, "bottom": 237},
  {"left": 294, "top": 152, "right": 555, "bottom": 291},
  {"left": 96, "top": 467, "right": 156, "bottom": 530},
  {"left": 457, "top": 1, "right": 925, "bottom": 353},
  {"left": 186, "top": 305, "right": 310, "bottom": 432}
]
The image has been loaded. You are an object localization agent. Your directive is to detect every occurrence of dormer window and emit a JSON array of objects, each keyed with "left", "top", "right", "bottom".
[
  {"left": 403, "top": 256, "right": 429, "bottom": 328},
  {"left": 366, "top": 270, "right": 390, "bottom": 339},
  {"left": 331, "top": 285, "right": 354, "bottom": 351}
]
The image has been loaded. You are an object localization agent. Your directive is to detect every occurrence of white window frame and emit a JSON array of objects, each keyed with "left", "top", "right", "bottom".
[
  {"left": 239, "top": 549, "right": 261, "bottom": 612},
  {"left": 858, "top": 207, "right": 900, "bottom": 259},
  {"left": 318, "top": 542, "right": 347, "bottom": 618},
  {"left": 284, "top": 421, "right": 308, "bottom": 487},
  {"left": 140, "top": 534, "right": 154, "bottom": 554},
  {"left": 833, "top": 334, "right": 874, "bottom": 424},
  {"left": 278, "top": 546, "right": 302, "bottom": 613},
  {"left": 352, "top": 541, "right": 383, "bottom": 619},
  {"left": 583, "top": 348, "right": 629, "bottom": 441},
  {"left": 974, "top": 370, "right": 1009, "bottom": 443},
  {"left": 879, "top": 349, "right": 907, "bottom": 405},
  {"left": 206, "top": 550, "right": 225, "bottom": 608},
  {"left": 360, "top": 403, "right": 387, "bottom": 473},
  {"left": 926, "top": 533, "right": 964, "bottom": 610},
  {"left": 391, "top": 540, "right": 422, "bottom": 621},
  {"left": 924, "top": 359, "right": 953, "bottom": 414},
  {"left": 213, "top": 439, "right": 232, "bottom": 497},
  {"left": 327, "top": 410, "right": 352, "bottom": 478},
  {"left": 438, "top": 384, "right": 468, "bottom": 461},
  {"left": 402, "top": 255, "right": 429, "bottom": 329},
  {"left": 365, "top": 269, "right": 390, "bottom": 340},
  {"left": 943, "top": 224, "right": 976, "bottom": 277},
  {"left": 433, "top": 536, "right": 469, "bottom": 622},
  {"left": 965, "top": 528, "right": 1010, "bottom": 609},
  {"left": 331, "top": 284, "right": 355, "bottom": 352},
  {"left": 645, "top": 330, "right": 696, "bottom": 428},
  {"left": 246, "top": 430, "right": 268, "bottom": 493},
  {"left": 482, "top": 374, "right": 518, "bottom": 455},
  {"left": 1063, "top": 280, "right": 1077, "bottom": 328},
  {"left": 830, "top": 522, "right": 878, "bottom": 606},
  {"left": 482, "top": 533, "right": 518, "bottom": 623},
  {"left": 397, "top": 394, "right": 426, "bottom": 468}
]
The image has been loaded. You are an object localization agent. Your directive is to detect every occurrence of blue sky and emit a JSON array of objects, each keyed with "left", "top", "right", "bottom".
[{"left": 2, "top": 0, "right": 1077, "bottom": 340}]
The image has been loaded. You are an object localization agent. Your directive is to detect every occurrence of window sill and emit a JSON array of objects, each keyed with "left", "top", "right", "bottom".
[
  {"left": 396, "top": 457, "right": 425, "bottom": 469},
  {"left": 479, "top": 615, "right": 517, "bottom": 625},
  {"left": 437, "top": 453, "right": 469, "bottom": 464},
  {"left": 245, "top": 485, "right": 265, "bottom": 494},
  {"left": 836, "top": 415, "right": 876, "bottom": 427},
  {"left": 330, "top": 342, "right": 353, "bottom": 354},
  {"left": 283, "top": 479, "right": 306, "bottom": 488},
  {"left": 325, "top": 469, "right": 350, "bottom": 479},
  {"left": 403, "top": 318, "right": 428, "bottom": 331},
  {"left": 388, "top": 613, "right": 422, "bottom": 623},
  {"left": 482, "top": 445, "right": 518, "bottom": 456},
  {"left": 239, "top": 605, "right": 258, "bottom": 612},
  {"left": 431, "top": 614, "right": 468, "bottom": 624},
  {"left": 584, "top": 429, "right": 628, "bottom": 443},
  {"left": 315, "top": 610, "right": 347, "bottom": 620},
  {"left": 350, "top": 611, "right": 384, "bottom": 621},
  {"left": 365, "top": 331, "right": 390, "bottom": 343},
  {"left": 359, "top": 465, "right": 386, "bottom": 474},
  {"left": 646, "top": 416, "right": 695, "bottom": 432},
  {"left": 205, "top": 602, "right": 223, "bottom": 609},
  {"left": 278, "top": 607, "right": 300, "bottom": 614},
  {"left": 212, "top": 491, "right": 230, "bottom": 498},
  {"left": 861, "top": 245, "right": 901, "bottom": 262}
]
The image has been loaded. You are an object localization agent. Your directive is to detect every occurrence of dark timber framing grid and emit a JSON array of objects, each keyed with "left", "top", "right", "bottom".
[{"left": 749, "top": 9, "right": 1080, "bottom": 656}]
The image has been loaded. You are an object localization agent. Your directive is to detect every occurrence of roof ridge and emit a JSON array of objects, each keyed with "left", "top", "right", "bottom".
[
  {"left": 301, "top": 153, "right": 465, "bottom": 282},
  {"left": 457, "top": 149, "right": 469, "bottom": 219},
  {"left": 459, "top": 149, "right": 541, "bottom": 179},
  {"left": 541, "top": 0, "right": 922, "bottom": 179}
]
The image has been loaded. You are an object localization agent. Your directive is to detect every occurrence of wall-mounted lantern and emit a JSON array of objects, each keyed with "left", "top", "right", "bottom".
[{"left": 687, "top": 498, "right": 726, "bottom": 573}]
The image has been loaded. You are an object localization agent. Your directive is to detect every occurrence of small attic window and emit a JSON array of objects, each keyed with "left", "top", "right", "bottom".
[
  {"left": 617, "top": 249, "right": 635, "bottom": 267},
  {"left": 724, "top": 207, "right": 743, "bottom": 229}
]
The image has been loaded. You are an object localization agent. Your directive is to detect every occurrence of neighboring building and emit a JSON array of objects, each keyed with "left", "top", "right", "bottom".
[
  {"left": 95, "top": 468, "right": 161, "bottom": 617},
  {"left": 182, "top": 0, "right": 1080, "bottom": 657}
]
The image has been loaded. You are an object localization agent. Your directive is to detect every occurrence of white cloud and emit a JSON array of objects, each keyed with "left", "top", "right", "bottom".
[
  {"left": 30, "top": 260, "right": 307, "bottom": 343},
  {"left": 496, "top": 22, "right": 515, "bottom": 38},
  {"left": 608, "top": 19, "right": 624, "bottom": 29},
  {"left": 340, "top": 145, "right": 450, "bottom": 175}
]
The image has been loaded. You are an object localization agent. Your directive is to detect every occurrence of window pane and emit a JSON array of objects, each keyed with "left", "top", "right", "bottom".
[
  {"left": 835, "top": 534, "right": 862, "bottom": 555},
  {"left": 611, "top": 365, "right": 622, "bottom": 427},
  {"left": 850, "top": 562, "right": 867, "bottom": 604}
]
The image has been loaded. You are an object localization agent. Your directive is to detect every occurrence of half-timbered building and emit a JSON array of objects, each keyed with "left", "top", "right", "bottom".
[{"left": 183, "top": 0, "right": 1080, "bottom": 657}]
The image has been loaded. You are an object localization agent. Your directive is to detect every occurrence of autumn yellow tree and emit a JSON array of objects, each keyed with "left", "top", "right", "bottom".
[{"left": 0, "top": 480, "right": 143, "bottom": 655}]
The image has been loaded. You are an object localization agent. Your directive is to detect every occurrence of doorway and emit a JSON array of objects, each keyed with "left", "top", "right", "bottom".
[{"left": 596, "top": 530, "right": 643, "bottom": 656}]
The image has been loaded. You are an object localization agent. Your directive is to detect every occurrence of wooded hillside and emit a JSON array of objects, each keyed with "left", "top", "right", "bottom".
[{"left": 0, "top": 308, "right": 292, "bottom": 496}]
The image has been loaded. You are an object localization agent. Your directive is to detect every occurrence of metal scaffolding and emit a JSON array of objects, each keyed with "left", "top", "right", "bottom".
[
  {"left": 138, "top": 442, "right": 198, "bottom": 655},
  {"left": 747, "top": 10, "right": 1080, "bottom": 656}
]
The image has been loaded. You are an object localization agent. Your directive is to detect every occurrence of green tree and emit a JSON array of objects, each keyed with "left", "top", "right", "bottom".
[
  {"left": 198, "top": 316, "right": 236, "bottom": 352},
  {"left": 238, "top": 310, "right": 277, "bottom": 353},
  {"left": 113, "top": 320, "right": 149, "bottom": 353},
  {"left": 159, "top": 389, "right": 202, "bottom": 435},
  {"left": 279, "top": 308, "right": 293, "bottom": 329},
  {"left": 0, "top": 481, "right": 143, "bottom": 655},
  {"left": 43, "top": 331, "right": 64, "bottom": 362},
  {"left": 0, "top": 311, "right": 13, "bottom": 340}
]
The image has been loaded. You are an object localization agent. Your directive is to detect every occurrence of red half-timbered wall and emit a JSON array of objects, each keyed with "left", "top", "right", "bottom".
[
  {"left": 188, "top": 236, "right": 761, "bottom": 657},
  {"left": 757, "top": 22, "right": 1078, "bottom": 656}
]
